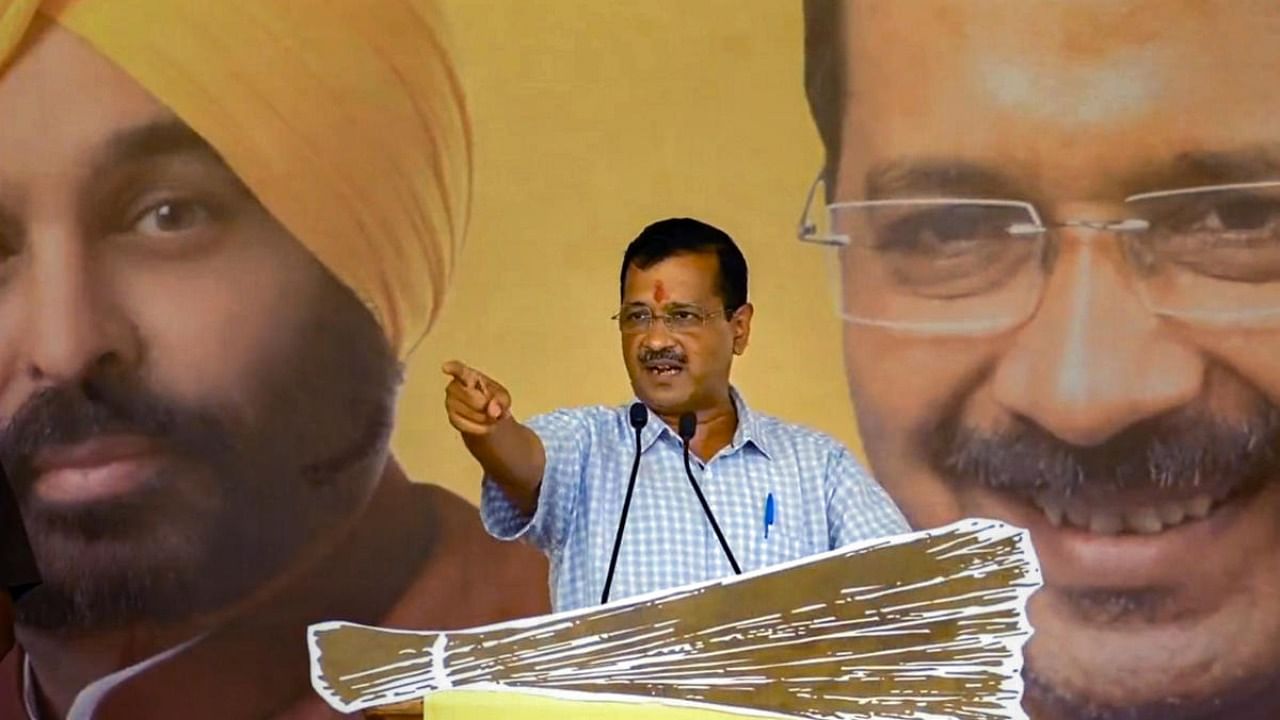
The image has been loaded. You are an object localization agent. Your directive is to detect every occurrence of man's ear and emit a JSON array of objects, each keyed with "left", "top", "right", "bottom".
[{"left": 730, "top": 303, "right": 754, "bottom": 355}]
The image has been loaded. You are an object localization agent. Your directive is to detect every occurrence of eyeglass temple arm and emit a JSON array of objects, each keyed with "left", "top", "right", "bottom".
[{"left": 797, "top": 170, "right": 850, "bottom": 247}]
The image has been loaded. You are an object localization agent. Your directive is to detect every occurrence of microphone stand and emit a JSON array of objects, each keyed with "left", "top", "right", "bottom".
[
  {"left": 602, "top": 402, "right": 648, "bottom": 604},
  {"left": 679, "top": 413, "right": 741, "bottom": 575}
]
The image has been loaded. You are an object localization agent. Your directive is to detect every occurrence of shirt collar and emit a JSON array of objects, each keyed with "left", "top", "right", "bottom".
[
  {"left": 730, "top": 388, "right": 773, "bottom": 459},
  {"left": 627, "top": 387, "right": 772, "bottom": 459},
  {"left": 22, "top": 653, "right": 38, "bottom": 720}
]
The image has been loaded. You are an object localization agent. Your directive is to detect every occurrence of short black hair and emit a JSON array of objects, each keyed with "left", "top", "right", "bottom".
[
  {"left": 619, "top": 218, "right": 748, "bottom": 312},
  {"left": 803, "top": 0, "right": 845, "bottom": 196}
]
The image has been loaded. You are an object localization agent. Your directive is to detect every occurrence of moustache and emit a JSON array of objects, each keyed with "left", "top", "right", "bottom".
[
  {"left": 927, "top": 402, "right": 1280, "bottom": 499},
  {"left": 0, "top": 376, "right": 232, "bottom": 496},
  {"left": 638, "top": 347, "right": 687, "bottom": 365}
]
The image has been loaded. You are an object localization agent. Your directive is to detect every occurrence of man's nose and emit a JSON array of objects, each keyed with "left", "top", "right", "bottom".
[
  {"left": 18, "top": 232, "right": 141, "bottom": 386},
  {"left": 991, "top": 234, "right": 1203, "bottom": 446},
  {"left": 640, "top": 317, "right": 678, "bottom": 349}
]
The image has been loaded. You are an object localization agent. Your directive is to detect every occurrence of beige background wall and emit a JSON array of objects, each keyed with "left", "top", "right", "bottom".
[{"left": 391, "top": 0, "right": 859, "bottom": 503}]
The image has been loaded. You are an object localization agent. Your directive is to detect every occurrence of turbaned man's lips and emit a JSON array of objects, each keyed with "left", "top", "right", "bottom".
[{"left": 32, "top": 434, "right": 165, "bottom": 505}]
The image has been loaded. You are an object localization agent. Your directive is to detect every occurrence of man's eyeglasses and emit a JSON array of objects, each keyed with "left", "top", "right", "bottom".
[
  {"left": 612, "top": 305, "right": 729, "bottom": 334},
  {"left": 798, "top": 172, "right": 1280, "bottom": 335}
]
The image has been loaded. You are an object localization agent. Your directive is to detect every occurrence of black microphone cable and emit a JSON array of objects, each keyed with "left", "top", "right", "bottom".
[
  {"left": 601, "top": 402, "right": 649, "bottom": 603},
  {"left": 678, "top": 412, "right": 741, "bottom": 575}
]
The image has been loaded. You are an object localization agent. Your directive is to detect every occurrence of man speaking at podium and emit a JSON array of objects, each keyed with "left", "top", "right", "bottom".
[{"left": 445, "top": 218, "right": 908, "bottom": 612}]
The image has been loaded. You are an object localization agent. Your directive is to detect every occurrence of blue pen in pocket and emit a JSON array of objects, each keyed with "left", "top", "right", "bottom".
[{"left": 763, "top": 492, "right": 775, "bottom": 539}]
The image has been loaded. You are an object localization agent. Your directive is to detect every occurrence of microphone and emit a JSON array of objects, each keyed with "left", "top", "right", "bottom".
[
  {"left": 602, "top": 402, "right": 649, "bottom": 604},
  {"left": 678, "top": 412, "right": 697, "bottom": 443},
  {"left": 678, "top": 412, "right": 741, "bottom": 575}
]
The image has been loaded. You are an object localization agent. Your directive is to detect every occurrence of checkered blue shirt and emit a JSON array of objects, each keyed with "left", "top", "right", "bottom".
[{"left": 480, "top": 389, "right": 909, "bottom": 612}]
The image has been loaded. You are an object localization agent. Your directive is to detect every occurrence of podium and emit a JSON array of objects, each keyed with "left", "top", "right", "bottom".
[
  {"left": 312, "top": 520, "right": 1040, "bottom": 720},
  {"left": 365, "top": 691, "right": 800, "bottom": 718},
  {"left": 367, "top": 701, "right": 419, "bottom": 718}
]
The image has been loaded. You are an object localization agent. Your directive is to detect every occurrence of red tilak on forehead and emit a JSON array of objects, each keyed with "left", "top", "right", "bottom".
[{"left": 653, "top": 280, "right": 667, "bottom": 303}]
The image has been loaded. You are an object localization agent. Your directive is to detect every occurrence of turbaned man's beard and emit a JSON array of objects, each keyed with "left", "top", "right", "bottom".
[{"left": 1, "top": 283, "right": 400, "bottom": 633}]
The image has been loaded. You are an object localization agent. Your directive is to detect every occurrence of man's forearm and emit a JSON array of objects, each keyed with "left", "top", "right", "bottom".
[{"left": 464, "top": 417, "right": 546, "bottom": 515}]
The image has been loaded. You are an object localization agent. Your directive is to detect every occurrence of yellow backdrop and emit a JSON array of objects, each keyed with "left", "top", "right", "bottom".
[{"left": 392, "top": 0, "right": 859, "bottom": 503}]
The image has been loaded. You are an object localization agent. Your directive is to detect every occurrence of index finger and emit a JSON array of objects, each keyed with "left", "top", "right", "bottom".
[
  {"left": 441, "top": 360, "right": 471, "bottom": 381},
  {"left": 441, "top": 361, "right": 488, "bottom": 395}
]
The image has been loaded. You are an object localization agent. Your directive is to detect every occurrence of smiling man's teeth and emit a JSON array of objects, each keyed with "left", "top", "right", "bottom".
[{"left": 1033, "top": 493, "right": 1220, "bottom": 535}]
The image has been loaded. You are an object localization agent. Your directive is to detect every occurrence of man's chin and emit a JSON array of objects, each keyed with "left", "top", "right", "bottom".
[
  {"left": 16, "top": 527, "right": 212, "bottom": 631},
  {"left": 16, "top": 481, "right": 283, "bottom": 631},
  {"left": 1024, "top": 657, "right": 1280, "bottom": 720},
  {"left": 632, "top": 381, "right": 692, "bottom": 415},
  {"left": 949, "top": 481, "right": 1280, "bottom": 719},
  {"left": 1020, "top": 588, "right": 1280, "bottom": 720}
]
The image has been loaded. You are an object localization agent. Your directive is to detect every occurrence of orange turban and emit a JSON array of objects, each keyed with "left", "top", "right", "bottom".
[{"left": 0, "top": 0, "right": 471, "bottom": 359}]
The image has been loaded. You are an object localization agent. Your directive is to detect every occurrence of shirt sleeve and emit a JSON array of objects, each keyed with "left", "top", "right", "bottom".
[
  {"left": 823, "top": 445, "right": 911, "bottom": 549},
  {"left": 480, "top": 407, "right": 594, "bottom": 554}
]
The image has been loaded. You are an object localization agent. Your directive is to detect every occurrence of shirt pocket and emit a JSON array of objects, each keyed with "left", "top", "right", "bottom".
[{"left": 758, "top": 508, "right": 817, "bottom": 569}]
